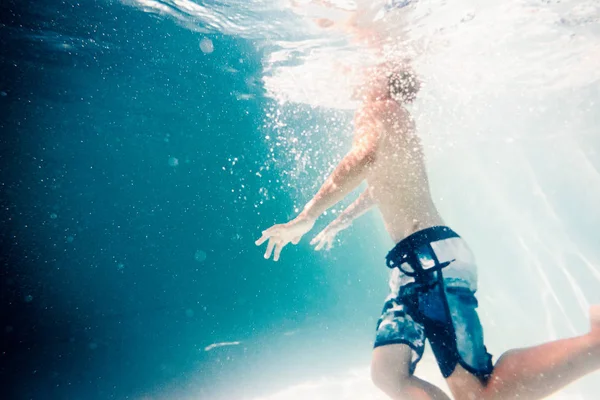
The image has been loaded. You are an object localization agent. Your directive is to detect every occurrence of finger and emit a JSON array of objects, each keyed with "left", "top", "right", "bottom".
[
  {"left": 292, "top": 236, "right": 301, "bottom": 245},
  {"left": 315, "top": 239, "right": 325, "bottom": 251},
  {"left": 255, "top": 233, "right": 270, "bottom": 246},
  {"left": 273, "top": 242, "right": 285, "bottom": 262},
  {"left": 310, "top": 232, "right": 324, "bottom": 245},
  {"left": 326, "top": 238, "right": 334, "bottom": 251},
  {"left": 264, "top": 239, "right": 276, "bottom": 259}
]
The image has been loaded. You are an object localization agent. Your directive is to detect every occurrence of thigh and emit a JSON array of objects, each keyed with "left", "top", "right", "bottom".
[
  {"left": 374, "top": 296, "right": 426, "bottom": 375},
  {"left": 371, "top": 344, "right": 414, "bottom": 385},
  {"left": 373, "top": 345, "right": 456, "bottom": 400}
]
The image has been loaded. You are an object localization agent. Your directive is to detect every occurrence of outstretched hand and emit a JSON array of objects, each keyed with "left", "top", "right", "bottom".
[
  {"left": 310, "top": 224, "right": 342, "bottom": 251},
  {"left": 255, "top": 216, "right": 315, "bottom": 261}
]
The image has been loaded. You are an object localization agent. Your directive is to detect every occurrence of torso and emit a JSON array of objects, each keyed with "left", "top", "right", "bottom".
[{"left": 354, "top": 99, "right": 445, "bottom": 243}]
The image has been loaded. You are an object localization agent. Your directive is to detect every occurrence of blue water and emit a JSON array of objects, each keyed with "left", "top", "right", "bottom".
[
  {"left": 3, "top": 1, "right": 600, "bottom": 399},
  {"left": 0, "top": 2, "right": 387, "bottom": 399}
]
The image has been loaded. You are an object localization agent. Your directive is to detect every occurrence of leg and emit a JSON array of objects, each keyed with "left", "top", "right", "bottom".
[
  {"left": 447, "top": 305, "right": 600, "bottom": 400},
  {"left": 371, "top": 344, "right": 451, "bottom": 400}
]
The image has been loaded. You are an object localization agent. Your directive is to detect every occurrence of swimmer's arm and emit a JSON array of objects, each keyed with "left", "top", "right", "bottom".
[
  {"left": 310, "top": 189, "right": 374, "bottom": 250},
  {"left": 330, "top": 189, "right": 375, "bottom": 230},
  {"left": 299, "top": 125, "right": 379, "bottom": 222},
  {"left": 254, "top": 117, "right": 378, "bottom": 261}
]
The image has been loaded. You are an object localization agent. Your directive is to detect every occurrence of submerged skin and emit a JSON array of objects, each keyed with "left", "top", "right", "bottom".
[
  {"left": 354, "top": 96, "right": 443, "bottom": 242},
  {"left": 254, "top": 66, "right": 436, "bottom": 259},
  {"left": 257, "top": 3, "right": 600, "bottom": 397},
  {"left": 255, "top": 62, "right": 600, "bottom": 399}
]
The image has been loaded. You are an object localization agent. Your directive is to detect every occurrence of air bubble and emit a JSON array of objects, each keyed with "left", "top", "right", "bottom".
[
  {"left": 194, "top": 249, "right": 207, "bottom": 262},
  {"left": 200, "top": 38, "right": 214, "bottom": 54}
]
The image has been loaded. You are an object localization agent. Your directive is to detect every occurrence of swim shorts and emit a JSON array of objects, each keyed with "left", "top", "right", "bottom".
[{"left": 373, "top": 226, "right": 494, "bottom": 379}]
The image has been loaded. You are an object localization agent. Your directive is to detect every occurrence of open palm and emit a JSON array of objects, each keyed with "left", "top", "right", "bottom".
[
  {"left": 310, "top": 225, "right": 340, "bottom": 251},
  {"left": 255, "top": 217, "right": 315, "bottom": 261}
]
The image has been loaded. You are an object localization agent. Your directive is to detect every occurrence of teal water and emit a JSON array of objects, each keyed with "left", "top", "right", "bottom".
[
  {"left": 3, "top": 1, "right": 600, "bottom": 400},
  {"left": 1, "top": 1, "right": 389, "bottom": 399}
]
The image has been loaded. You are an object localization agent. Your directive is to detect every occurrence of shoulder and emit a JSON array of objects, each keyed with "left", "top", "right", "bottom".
[
  {"left": 369, "top": 99, "right": 405, "bottom": 117},
  {"left": 366, "top": 100, "right": 408, "bottom": 129},
  {"left": 356, "top": 100, "right": 401, "bottom": 120}
]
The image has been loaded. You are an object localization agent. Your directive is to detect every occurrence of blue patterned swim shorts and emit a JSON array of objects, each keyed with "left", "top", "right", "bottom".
[{"left": 374, "top": 226, "right": 494, "bottom": 379}]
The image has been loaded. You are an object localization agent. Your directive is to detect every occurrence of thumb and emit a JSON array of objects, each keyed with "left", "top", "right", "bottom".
[{"left": 292, "top": 236, "right": 302, "bottom": 245}]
